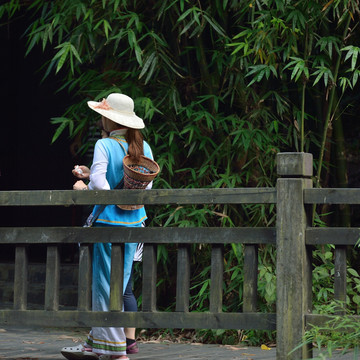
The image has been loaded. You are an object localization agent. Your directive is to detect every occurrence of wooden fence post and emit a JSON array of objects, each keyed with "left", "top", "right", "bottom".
[
  {"left": 78, "top": 245, "right": 92, "bottom": 311},
  {"left": 45, "top": 245, "right": 60, "bottom": 311},
  {"left": 14, "top": 246, "right": 28, "bottom": 310},
  {"left": 276, "top": 152, "right": 313, "bottom": 360}
]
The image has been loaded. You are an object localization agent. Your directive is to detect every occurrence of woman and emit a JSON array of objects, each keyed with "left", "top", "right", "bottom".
[{"left": 61, "top": 93, "right": 153, "bottom": 360}]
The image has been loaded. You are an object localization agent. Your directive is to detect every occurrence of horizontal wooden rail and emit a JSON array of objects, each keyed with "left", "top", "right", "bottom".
[
  {"left": 306, "top": 314, "right": 360, "bottom": 330},
  {"left": 0, "top": 188, "right": 276, "bottom": 206},
  {"left": 0, "top": 227, "right": 276, "bottom": 245},
  {"left": 306, "top": 227, "right": 360, "bottom": 245},
  {"left": 0, "top": 310, "right": 276, "bottom": 330},
  {"left": 304, "top": 188, "right": 360, "bottom": 204}
]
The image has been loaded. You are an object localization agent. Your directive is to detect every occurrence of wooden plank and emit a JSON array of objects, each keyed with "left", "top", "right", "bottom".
[
  {"left": 78, "top": 245, "right": 92, "bottom": 311},
  {"left": 110, "top": 244, "right": 124, "bottom": 311},
  {"left": 142, "top": 244, "right": 157, "bottom": 311},
  {"left": 0, "top": 227, "right": 276, "bottom": 245},
  {"left": 210, "top": 245, "right": 224, "bottom": 313},
  {"left": 0, "top": 188, "right": 276, "bottom": 206},
  {"left": 304, "top": 188, "right": 360, "bottom": 204},
  {"left": 306, "top": 314, "right": 360, "bottom": 331},
  {"left": 14, "top": 246, "right": 28, "bottom": 310},
  {"left": 277, "top": 152, "right": 313, "bottom": 177},
  {"left": 0, "top": 310, "right": 276, "bottom": 330},
  {"left": 306, "top": 227, "right": 360, "bottom": 245},
  {"left": 276, "top": 177, "right": 313, "bottom": 360},
  {"left": 243, "top": 245, "right": 258, "bottom": 312},
  {"left": 334, "top": 246, "right": 347, "bottom": 315},
  {"left": 176, "top": 244, "right": 190, "bottom": 312},
  {"left": 45, "top": 246, "right": 60, "bottom": 311}
]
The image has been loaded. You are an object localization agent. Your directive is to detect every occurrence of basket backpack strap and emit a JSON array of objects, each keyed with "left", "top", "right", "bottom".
[
  {"left": 108, "top": 136, "right": 128, "bottom": 190},
  {"left": 109, "top": 136, "right": 128, "bottom": 155}
]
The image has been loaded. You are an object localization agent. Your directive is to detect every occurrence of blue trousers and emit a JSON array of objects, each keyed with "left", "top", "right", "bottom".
[{"left": 123, "top": 264, "right": 138, "bottom": 312}]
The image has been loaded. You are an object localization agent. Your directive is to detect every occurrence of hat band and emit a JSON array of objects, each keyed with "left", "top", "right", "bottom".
[
  {"left": 94, "top": 98, "right": 135, "bottom": 116},
  {"left": 94, "top": 99, "right": 112, "bottom": 110}
]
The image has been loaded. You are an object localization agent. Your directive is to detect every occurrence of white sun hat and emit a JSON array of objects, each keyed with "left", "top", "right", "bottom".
[{"left": 87, "top": 93, "right": 145, "bottom": 129}]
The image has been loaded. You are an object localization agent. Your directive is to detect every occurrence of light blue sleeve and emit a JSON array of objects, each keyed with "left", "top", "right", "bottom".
[
  {"left": 143, "top": 141, "right": 155, "bottom": 190},
  {"left": 143, "top": 141, "right": 154, "bottom": 160}
]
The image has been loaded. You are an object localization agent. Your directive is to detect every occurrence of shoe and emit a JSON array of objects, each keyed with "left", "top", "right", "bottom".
[
  {"left": 61, "top": 345, "right": 99, "bottom": 360},
  {"left": 126, "top": 341, "right": 139, "bottom": 354}
]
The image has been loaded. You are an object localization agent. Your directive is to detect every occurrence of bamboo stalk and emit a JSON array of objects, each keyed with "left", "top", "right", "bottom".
[{"left": 315, "top": 14, "right": 351, "bottom": 189}]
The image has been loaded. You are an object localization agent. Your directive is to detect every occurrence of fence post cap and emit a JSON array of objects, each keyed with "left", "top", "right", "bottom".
[{"left": 276, "top": 152, "right": 313, "bottom": 177}]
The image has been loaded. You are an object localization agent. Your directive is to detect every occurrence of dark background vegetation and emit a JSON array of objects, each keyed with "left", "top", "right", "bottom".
[{"left": 0, "top": 14, "right": 80, "bottom": 261}]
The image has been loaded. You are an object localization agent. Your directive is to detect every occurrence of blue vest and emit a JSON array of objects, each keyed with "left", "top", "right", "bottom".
[{"left": 92, "top": 135, "right": 153, "bottom": 227}]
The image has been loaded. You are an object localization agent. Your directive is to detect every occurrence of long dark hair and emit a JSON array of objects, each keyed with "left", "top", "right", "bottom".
[
  {"left": 125, "top": 128, "right": 144, "bottom": 161},
  {"left": 102, "top": 117, "right": 144, "bottom": 161}
]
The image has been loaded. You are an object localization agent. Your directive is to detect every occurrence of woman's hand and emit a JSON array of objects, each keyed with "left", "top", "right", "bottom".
[
  {"left": 73, "top": 180, "right": 88, "bottom": 191},
  {"left": 72, "top": 165, "right": 90, "bottom": 179}
]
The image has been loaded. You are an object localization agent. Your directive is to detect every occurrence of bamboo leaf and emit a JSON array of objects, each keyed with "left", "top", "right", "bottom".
[
  {"left": 351, "top": 49, "right": 358, "bottom": 71},
  {"left": 177, "top": 7, "right": 198, "bottom": 22},
  {"left": 70, "top": 44, "right": 82, "bottom": 63},
  {"left": 128, "top": 29, "right": 136, "bottom": 49},
  {"left": 94, "top": 19, "right": 104, "bottom": 31},
  {"left": 113, "top": 0, "right": 120, "bottom": 12},
  {"left": 50, "top": 117, "right": 71, "bottom": 143},
  {"left": 25, "top": 33, "right": 41, "bottom": 56},
  {"left": 145, "top": 56, "right": 158, "bottom": 84},
  {"left": 139, "top": 52, "right": 156, "bottom": 79},
  {"left": 180, "top": 18, "right": 196, "bottom": 36},
  {"left": 56, "top": 46, "right": 69, "bottom": 73},
  {"left": 322, "top": 0, "right": 335, "bottom": 11},
  {"left": 70, "top": 49, "right": 74, "bottom": 74},
  {"left": 103, "top": 19, "right": 112, "bottom": 39},
  {"left": 203, "top": 13, "right": 227, "bottom": 37},
  {"left": 134, "top": 43, "right": 143, "bottom": 66},
  {"left": 352, "top": 70, "right": 359, "bottom": 87}
]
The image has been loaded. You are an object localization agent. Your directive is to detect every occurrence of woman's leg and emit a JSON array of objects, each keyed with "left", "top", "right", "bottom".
[
  {"left": 85, "top": 242, "right": 127, "bottom": 357},
  {"left": 123, "top": 264, "right": 138, "bottom": 349},
  {"left": 123, "top": 244, "right": 139, "bottom": 354},
  {"left": 123, "top": 265, "right": 138, "bottom": 312}
]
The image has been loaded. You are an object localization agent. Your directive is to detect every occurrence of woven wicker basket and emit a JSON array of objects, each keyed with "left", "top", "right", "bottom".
[{"left": 118, "top": 155, "right": 160, "bottom": 210}]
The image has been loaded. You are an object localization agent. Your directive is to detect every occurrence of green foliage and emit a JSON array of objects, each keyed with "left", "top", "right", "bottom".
[{"left": 292, "top": 302, "right": 360, "bottom": 359}]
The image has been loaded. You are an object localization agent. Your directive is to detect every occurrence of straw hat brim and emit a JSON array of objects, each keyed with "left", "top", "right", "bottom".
[{"left": 87, "top": 101, "right": 145, "bottom": 129}]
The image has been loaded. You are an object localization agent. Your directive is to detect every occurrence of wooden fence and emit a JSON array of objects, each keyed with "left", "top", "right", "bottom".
[{"left": 0, "top": 152, "right": 360, "bottom": 359}]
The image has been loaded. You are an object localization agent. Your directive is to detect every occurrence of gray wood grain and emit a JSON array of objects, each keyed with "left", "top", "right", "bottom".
[
  {"left": 0, "top": 310, "right": 276, "bottom": 330},
  {"left": 0, "top": 188, "right": 276, "bottom": 206},
  {"left": 0, "top": 227, "right": 276, "bottom": 244}
]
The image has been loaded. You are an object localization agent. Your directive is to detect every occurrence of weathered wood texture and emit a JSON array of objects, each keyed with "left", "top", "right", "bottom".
[
  {"left": 45, "top": 246, "right": 60, "bottom": 311},
  {"left": 304, "top": 188, "right": 360, "bottom": 204},
  {"left": 142, "top": 244, "right": 157, "bottom": 312},
  {"left": 0, "top": 227, "right": 276, "bottom": 244},
  {"left": 306, "top": 314, "right": 360, "bottom": 330},
  {"left": 0, "top": 310, "right": 276, "bottom": 330},
  {"left": 77, "top": 245, "right": 92, "bottom": 311},
  {"left": 13, "top": 246, "right": 28, "bottom": 310},
  {"left": 0, "top": 188, "right": 276, "bottom": 206},
  {"left": 306, "top": 227, "right": 360, "bottom": 245},
  {"left": 334, "top": 246, "right": 347, "bottom": 315},
  {"left": 176, "top": 244, "right": 190, "bottom": 312},
  {"left": 2, "top": 152, "right": 360, "bottom": 360},
  {"left": 277, "top": 152, "right": 313, "bottom": 177},
  {"left": 210, "top": 245, "right": 224, "bottom": 313},
  {"left": 243, "top": 245, "right": 258, "bottom": 312},
  {"left": 276, "top": 152, "right": 313, "bottom": 360},
  {"left": 110, "top": 244, "right": 124, "bottom": 311}
]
